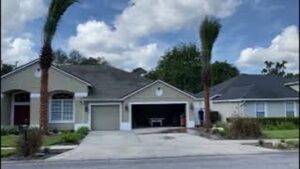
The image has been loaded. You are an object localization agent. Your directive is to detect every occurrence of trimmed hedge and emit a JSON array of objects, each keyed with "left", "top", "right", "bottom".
[
  {"left": 228, "top": 118, "right": 262, "bottom": 139},
  {"left": 1, "top": 126, "right": 20, "bottom": 135},
  {"left": 226, "top": 117, "right": 299, "bottom": 127}
]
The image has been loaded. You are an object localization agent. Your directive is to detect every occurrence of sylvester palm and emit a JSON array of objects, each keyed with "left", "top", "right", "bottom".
[
  {"left": 199, "top": 16, "right": 222, "bottom": 128},
  {"left": 39, "top": 0, "right": 76, "bottom": 133}
]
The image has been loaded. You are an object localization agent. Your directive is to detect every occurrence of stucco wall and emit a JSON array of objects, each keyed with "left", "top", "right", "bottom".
[
  {"left": 49, "top": 123, "right": 74, "bottom": 130},
  {"left": 1, "top": 62, "right": 88, "bottom": 128},
  {"left": 1, "top": 63, "right": 88, "bottom": 93},
  {"left": 123, "top": 81, "right": 195, "bottom": 128},
  {"left": 1, "top": 95, "right": 11, "bottom": 125},
  {"left": 210, "top": 102, "right": 243, "bottom": 121},
  {"left": 244, "top": 101, "right": 299, "bottom": 117}
]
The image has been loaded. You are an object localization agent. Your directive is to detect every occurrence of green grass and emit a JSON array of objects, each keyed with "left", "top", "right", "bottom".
[
  {"left": 1, "top": 134, "right": 64, "bottom": 147},
  {"left": 1, "top": 149, "right": 15, "bottom": 157},
  {"left": 43, "top": 134, "right": 63, "bottom": 146},
  {"left": 262, "top": 129, "right": 299, "bottom": 139},
  {"left": 1, "top": 135, "right": 18, "bottom": 147}
]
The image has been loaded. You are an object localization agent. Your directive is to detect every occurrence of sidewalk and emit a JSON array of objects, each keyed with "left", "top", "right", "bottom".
[{"left": 1, "top": 145, "right": 77, "bottom": 150}]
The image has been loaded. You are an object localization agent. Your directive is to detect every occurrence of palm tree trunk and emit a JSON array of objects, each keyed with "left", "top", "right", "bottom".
[
  {"left": 203, "top": 84, "right": 211, "bottom": 128},
  {"left": 39, "top": 44, "right": 53, "bottom": 133},
  {"left": 202, "top": 64, "right": 212, "bottom": 128},
  {"left": 39, "top": 67, "right": 49, "bottom": 133}
]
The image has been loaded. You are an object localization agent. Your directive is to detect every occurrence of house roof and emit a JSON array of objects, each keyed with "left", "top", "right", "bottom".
[
  {"left": 284, "top": 76, "right": 299, "bottom": 86},
  {"left": 195, "top": 74, "right": 299, "bottom": 100},
  {"left": 58, "top": 65, "right": 154, "bottom": 99}
]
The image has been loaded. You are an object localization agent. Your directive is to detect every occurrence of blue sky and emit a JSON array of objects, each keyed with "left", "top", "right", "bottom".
[{"left": 2, "top": 0, "right": 299, "bottom": 73}]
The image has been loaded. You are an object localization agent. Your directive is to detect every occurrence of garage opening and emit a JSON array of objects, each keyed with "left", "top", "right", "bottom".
[{"left": 132, "top": 104, "right": 186, "bottom": 129}]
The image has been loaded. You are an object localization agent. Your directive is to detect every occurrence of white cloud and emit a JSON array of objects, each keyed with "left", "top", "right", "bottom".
[
  {"left": 1, "top": 0, "right": 47, "bottom": 36},
  {"left": 68, "top": 0, "right": 240, "bottom": 70},
  {"left": 1, "top": 0, "right": 46, "bottom": 65},
  {"left": 1, "top": 37, "right": 38, "bottom": 65},
  {"left": 236, "top": 25, "right": 299, "bottom": 73}
]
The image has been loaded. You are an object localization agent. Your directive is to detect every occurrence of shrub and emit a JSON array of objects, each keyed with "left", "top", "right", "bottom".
[
  {"left": 228, "top": 118, "right": 262, "bottom": 139},
  {"left": 48, "top": 128, "right": 59, "bottom": 134},
  {"left": 210, "top": 111, "right": 221, "bottom": 124},
  {"left": 286, "top": 140, "right": 299, "bottom": 148},
  {"left": 16, "top": 127, "right": 42, "bottom": 157},
  {"left": 214, "top": 122, "right": 230, "bottom": 138},
  {"left": 1, "top": 126, "right": 19, "bottom": 135},
  {"left": 258, "top": 139, "right": 264, "bottom": 146},
  {"left": 76, "top": 127, "right": 89, "bottom": 138},
  {"left": 274, "top": 142, "right": 288, "bottom": 149},
  {"left": 61, "top": 132, "right": 81, "bottom": 144}
]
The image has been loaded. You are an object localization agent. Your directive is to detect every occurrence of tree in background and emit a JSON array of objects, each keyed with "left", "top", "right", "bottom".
[
  {"left": 145, "top": 43, "right": 201, "bottom": 93},
  {"left": 53, "top": 49, "right": 109, "bottom": 65},
  {"left": 145, "top": 43, "right": 239, "bottom": 93},
  {"left": 132, "top": 67, "right": 147, "bottom": 77},
  {"left": 261, "top": 60, "right": 298, "bottom": 78},
  {"left": 199, "top": 16, "right": 222, "bottom": 129},
  {"left": 39, "top": 0, "right": 76, "bottom": 133},
  {"left": 1, "top": 63, "right": 15, "bottom": 76},
  {"left": 211, "top": 61, "right": 239, "bottom": 85}
]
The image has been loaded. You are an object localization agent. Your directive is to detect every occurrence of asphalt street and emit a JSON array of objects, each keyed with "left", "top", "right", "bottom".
[{"left": 1, "top": 152, "right": 298, "bottom": 169}]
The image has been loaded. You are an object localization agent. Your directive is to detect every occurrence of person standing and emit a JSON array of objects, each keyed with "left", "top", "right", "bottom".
[{"left": 198, "top": 108, "right": 204, "bottom": 127}]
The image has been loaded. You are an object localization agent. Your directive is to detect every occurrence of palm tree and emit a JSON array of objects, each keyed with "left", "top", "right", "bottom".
[
  {"left": 199, "top": 16, "right": 222, "bottom": 128},
  {"left": 39, "top": 0, "right": 76, "bottom": 133}
]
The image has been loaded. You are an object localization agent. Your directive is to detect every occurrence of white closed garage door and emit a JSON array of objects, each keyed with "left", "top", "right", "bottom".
[{"left": 91, "top": 105, "right": 120, "bottom": 130}]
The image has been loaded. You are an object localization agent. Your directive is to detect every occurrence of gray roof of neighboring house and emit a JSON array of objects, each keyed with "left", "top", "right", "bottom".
[
  {"left": 57, "top": 65, "right": 153, "bottom": 99},
  {"left": 195, "top": 74, "right": 299, "bottom": 100},
  {"left": 284, "top": 76, "right": 299, "bottom": 85}
]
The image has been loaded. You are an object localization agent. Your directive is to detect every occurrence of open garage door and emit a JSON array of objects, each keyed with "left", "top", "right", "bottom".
[{"left": 131, "top": 104, "right": 186, "bottom": 129}]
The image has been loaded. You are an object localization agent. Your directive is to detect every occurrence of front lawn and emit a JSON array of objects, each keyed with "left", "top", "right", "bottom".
[
  {"left": 1, "top": 149, "right": 15, "bottom": 157},
  {"left": 1, "top": 135, "right": 18, "bottom": 147},
  {"left": 262, "top": 129, "right": 299, "bottom": 139},
  {"left": 1, "top": 134, "right": 64, "bottom": 147}
]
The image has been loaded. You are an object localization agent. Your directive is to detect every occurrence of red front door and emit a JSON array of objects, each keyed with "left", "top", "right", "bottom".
[{"left": 14, "top": 105, "right": 30, "bottom": 126}]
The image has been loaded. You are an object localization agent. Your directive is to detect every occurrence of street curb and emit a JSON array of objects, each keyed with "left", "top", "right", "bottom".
[{"left": 1, "top": 151, "right": 298, "bottom": 164}]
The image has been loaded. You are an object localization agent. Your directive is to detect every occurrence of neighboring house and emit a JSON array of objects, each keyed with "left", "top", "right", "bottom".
[
  {"left": 1, "top": 59, "right": 197, "bottom": 131},
  {"left": 284, "top": 77, "right": 299, "bottom": 92},
  {"left": 195, "top": 74, "right": 299, "bottom": 123}
]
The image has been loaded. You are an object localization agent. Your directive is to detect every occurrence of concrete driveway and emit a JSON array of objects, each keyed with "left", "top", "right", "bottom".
[{"left": 48, "top": 129, "right": 278, "bottom": 161}]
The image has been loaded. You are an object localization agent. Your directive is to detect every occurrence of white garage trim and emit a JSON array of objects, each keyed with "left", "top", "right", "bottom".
[
  {"left": 128, "top": 101, "right": 193, "bottom": 130},
  {"left": 88, "top": 103, "right": 122, "bottom": 130}
]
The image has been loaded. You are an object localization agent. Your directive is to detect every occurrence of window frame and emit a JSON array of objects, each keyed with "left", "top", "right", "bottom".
[
  {"left": 49, "top": 95, "right": 75, "bottom": 123},
  {"left": 255, "top": 102, "right": 267, "bottom": 118},
  {"left": 285, "top": 101, "right": 296, "bottom": 117}
]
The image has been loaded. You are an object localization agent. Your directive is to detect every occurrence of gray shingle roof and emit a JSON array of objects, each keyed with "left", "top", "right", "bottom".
[
  {"left": 284, "top": 77, "right": 299, "bottom": 84},
  {"left": 196, "top": 74, "right": 299, "bottom": 100},
  {"left": 57, "top": 65, "right": 153, "bottom": 99}
]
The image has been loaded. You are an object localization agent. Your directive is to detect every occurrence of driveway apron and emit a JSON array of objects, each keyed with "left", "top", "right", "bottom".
[{"left": 47, "top": 130, "right": 278, "bottom": 161}]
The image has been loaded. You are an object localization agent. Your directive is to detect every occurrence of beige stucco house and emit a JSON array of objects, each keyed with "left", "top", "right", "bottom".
[
  {"left": 2, "top": 59, "right": 298, "bottom": 130},
  {"left": 1, "top": 59, "right": 198, "bottom": 130}
]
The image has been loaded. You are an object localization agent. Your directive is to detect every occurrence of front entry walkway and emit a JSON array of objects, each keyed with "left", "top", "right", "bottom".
[{"left": 48, "top": 130, "right": 278, "bottom": 161}]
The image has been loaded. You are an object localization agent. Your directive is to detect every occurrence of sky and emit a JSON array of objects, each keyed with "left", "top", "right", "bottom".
[{"left": 1, "top": 0, "right": 299, "bottom": 74}]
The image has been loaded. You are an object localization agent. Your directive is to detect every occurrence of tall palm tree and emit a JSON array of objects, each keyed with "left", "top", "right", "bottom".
[
  {"left": 39, "top": 0, "right": 76, "bottom": 133},
  {"left": 199, "top": 16, "right": 222, "bottom": 128}
]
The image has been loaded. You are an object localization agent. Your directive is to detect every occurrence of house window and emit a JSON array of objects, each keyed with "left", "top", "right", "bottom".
[
  {"left": 286, "top": 102, "right": 295, "bottom": 117},
  {"left": 256, "top": 102, "right": 265, "bottom": 117},
  {"left": 50, "top": 93, "right": 74, "bottom": 122}
]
